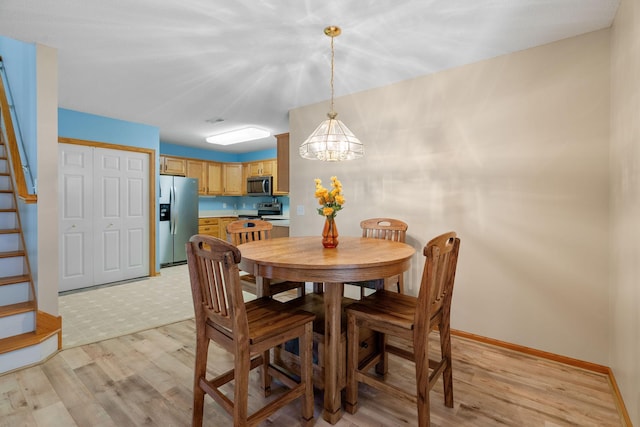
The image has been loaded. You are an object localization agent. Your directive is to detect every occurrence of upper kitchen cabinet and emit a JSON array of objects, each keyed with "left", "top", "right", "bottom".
[
  {"left": 206, "top": 162, "right": 223, "bottom": 195},
  {"left": 223, "top": 163, "right": 243, "bottom": 195},
  {"left": 186, "top": 159, "right": 206, "bottom": 193},
  {"left": 186, "top": 159, "right": 222, "bottom": 195},
  {"left": 274, "top": 133, "right": 290, "bottom": 195},
  {"left": 247, "top": 159, "right": 275, "bottom": 177},
  {"left": 160, "top": 155, "right": 186, "bottom": 175}
]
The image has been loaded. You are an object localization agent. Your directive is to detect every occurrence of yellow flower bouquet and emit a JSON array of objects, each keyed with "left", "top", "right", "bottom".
[{"left": 314, "top": 176, "right": 345, "bottom": 219}]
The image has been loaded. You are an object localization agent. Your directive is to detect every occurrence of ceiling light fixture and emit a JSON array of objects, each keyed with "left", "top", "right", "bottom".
[
  {"left": 299, "top": 26, "right": 364, "bottom": 161},
  {"left": 206, "top": 126, "right": 270, "bottom": 145}
]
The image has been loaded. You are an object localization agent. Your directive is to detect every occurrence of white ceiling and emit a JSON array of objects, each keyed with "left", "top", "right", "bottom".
[{"left": 0, "top": 0, "right": 620, "bottom": 153}]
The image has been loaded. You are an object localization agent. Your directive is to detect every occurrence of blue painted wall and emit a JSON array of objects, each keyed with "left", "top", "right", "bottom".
[
  {"left": 59, "top": 108, "right": 159, "bottom": 150},
  {"left": 0, "top": 36, "right": 38, "bottom": 284},
  {"left": 160, "top": 141, "right": 276, "bottom": 163},
  {"left": 0, "top": 36, "right": 37, "bottom": 181}
]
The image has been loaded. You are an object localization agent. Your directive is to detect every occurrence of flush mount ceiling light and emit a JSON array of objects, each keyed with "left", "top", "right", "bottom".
[
  {"left": 299, "top": 26, "right": 364, "bottom": 161},
  {"left": 206, "top": 127, "right": 270, "bottom": 145}
]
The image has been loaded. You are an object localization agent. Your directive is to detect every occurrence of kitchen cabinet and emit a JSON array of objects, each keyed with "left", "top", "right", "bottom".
[
  {"left": 160, "top": 155, "right": 186, "bottom": 175},
  {"left": 219, "top": 217, "right": 237, "bottom": 241},
  {"left": 247, "top": 159, "right": 275, "bottom": 177},
  {"left": 187, "top": 159, "right": 223, "bottom": 195},
  {"left": 223, "top": 163, "right": 243, "bottom": 195},
  {"left": 241, "top": 163, "right": 250, "bottom": 195},
  {"left": 198, "top": 217, "right": 220, "bottom": 238},
  {"left": 274, "top": 133, "right": 289, "bottom": 195},
  {"left": 206, "top": 162, "right": 223, "bottom": 195},
  {"left": 160, "top": 153, "right": 286, "bottom": 195},
  {"left": 186, "top": 159, "right": 206, "bottom": 194},
  {"left": 271, "top": 225, "right": 289, "bottom": 239}
]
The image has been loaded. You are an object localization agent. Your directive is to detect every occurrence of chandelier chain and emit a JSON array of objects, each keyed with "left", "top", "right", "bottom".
[{"left": 330, "top": 34, "right": 335, "bottom": 115}]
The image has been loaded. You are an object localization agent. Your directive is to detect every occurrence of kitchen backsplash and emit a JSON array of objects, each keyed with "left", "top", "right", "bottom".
[{"left": 198, "top": 195, "right": 289, "bottom": 216}]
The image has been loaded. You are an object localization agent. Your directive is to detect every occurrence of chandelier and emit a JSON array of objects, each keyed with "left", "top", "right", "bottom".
[{"left": 299, "top": 26, "right": 364, "bottom": 161}]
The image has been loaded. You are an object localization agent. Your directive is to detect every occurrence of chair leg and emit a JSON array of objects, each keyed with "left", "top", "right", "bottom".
[
  {"left": 192, "top": 334, "right": 209, "bottom": 427},
  {"left": 414, "top": 334, "right": 431, "bottom": 427},
  {"left": 439, "top": 320, "right": 454, "bottom": 408},
  {"left": 313, "top": 282, "right": 324, "bottom": 293},
  {"left": 300, "top": 323, "right": 315, "bottom": 426},
  {"left": 233, "top": 351, "right": 251, "bottom": 426},
  {"left": 262, "top": 350, "right": 272, "bottom": 397},
  {"left": 374, "top": 332, "right": 388, "bottom": 375},
  {"left": 345, "top": 313, "right": 359, "bottom": 414}
]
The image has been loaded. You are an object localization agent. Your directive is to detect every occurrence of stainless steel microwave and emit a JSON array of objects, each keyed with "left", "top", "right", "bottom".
[{"left": 246, "top": 176, "right": 272, "bottom": 196}]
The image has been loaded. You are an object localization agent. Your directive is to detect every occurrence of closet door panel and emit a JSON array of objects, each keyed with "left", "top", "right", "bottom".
[
  {"left": 122, "top": 153, "right": 149, "bottom": 277},
  {"left": 93, "top": 149, "right": 124, "bottom": 285},
  {"left": 59, "top": 144, "right": 94, "bottom": 292}
]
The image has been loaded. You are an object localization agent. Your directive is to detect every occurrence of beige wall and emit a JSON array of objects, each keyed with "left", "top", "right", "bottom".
[
  {"left": 35, "top": 44, "right": 58, "bottom": 314},
  {"left": 289, "top": 30, "right": 610, "bottom": 365},
  {"left": 611, "top": 0, "right": 640, "bottom": 424}
]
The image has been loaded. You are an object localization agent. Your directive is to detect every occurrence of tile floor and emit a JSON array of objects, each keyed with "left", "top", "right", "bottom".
[{"left": 59, "top": 264, "right": 234, "bottom": 348}]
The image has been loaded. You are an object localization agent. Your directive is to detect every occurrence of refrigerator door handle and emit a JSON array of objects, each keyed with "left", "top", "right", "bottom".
[
  {"left": 170, "top": 185, "right": 176, "bottom": 235},
  {"left": 173, "top": 186, "right": 179, "bottom": 235}
]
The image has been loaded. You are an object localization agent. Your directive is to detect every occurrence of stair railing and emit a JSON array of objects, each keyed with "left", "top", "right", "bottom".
[{"left": 0, "top": 56, "right": 37, "bottom": 204}]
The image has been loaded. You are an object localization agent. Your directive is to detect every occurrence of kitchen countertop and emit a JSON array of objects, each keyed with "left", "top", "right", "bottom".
[
  {"left": 261, "top": 215, "right": 289, "bottom": 220},
  {"left": 198, "top": 211, "right": 290, "bottom": 227},
  {"left": 199, "top": 210, "right": 246, "bottom": 218},
  {"left": 262, "top": 215, "right": 290, "bottom": 227}
]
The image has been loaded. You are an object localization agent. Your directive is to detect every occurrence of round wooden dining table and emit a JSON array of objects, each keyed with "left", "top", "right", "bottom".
[{"left": 238, "top": 236, "right": 415, "bottom": 424}]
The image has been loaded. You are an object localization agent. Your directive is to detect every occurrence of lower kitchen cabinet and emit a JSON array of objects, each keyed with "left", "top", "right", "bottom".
[
  {"left": 219, "top": 217, "right": 237, "bottom": 241},
  {"left": 198, "top": 216, "right": 238, "bottom": 241},
  {"left": 198, "top": 217, "right": 220, "bottom": 238},
  {"left": 272, "top": 225, "right": 289, "bottom": 238}
]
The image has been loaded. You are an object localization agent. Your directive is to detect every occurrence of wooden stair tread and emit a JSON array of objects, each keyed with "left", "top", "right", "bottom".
[
  {"left": 0, "top": 229, "right": 20, "bottom": 234},
  {"left": 0, "top": 274, "right": 30, "bottom": 286},
  {"left": 0, "top": 319, "right": 60, "bottom": 355},
  {"left": 0, "top": 300, "right": 36, "bottom": 318},
  {"left": 0, "top": 208, "right": 17, "bottom": 213},
  {"left": 0, "top": 249, "right": 25, "bottom": 258}
]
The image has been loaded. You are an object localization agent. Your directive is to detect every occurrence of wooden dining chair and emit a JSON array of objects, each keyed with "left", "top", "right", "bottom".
[
  {"left": 226, "top": 219, "right": 305, "bottom": 298},
  {"left": 186, "top": 234, "right": 316, "bottom": 427},
  {"left": 345, "top": 231, "right": 460, "bottom": 427},
  {"left": 350, "top": 218, "right": 409, "bottom": 297}
]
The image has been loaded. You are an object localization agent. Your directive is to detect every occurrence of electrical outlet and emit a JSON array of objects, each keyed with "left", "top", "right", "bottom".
[
  {"left": 222, "top": 203, "right": 227, "bottom": 208},
  {"left": 297, "top": 205, "right": 305, "bottom": 215},
  {"left": 242, "top": 203, "right": 246, "bottom": 208}
]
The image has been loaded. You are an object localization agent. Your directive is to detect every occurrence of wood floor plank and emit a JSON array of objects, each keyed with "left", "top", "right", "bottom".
[
  {"left": 0, "top": 319, "right": 624, "bottom": 426},
  {"left": 40, "top": 353, "right": 117, "bottom": 427}
]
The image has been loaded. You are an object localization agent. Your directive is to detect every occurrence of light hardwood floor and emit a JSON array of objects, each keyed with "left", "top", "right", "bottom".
[{"left": 0, "top": 318, "right": 624, "bottom": 426}]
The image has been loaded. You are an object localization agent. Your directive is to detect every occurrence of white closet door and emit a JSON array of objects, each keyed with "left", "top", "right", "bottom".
[
  {"left": 59, "top": 144, "right": 150, "bottom": 291},
  {"left": 121, "top": 150, "right": 149, "bottom": 280},
  {"left": 59, "top": 144, "right": 94, "bottom": 292},
  {"left": 93, "top": 148, "right": 149, "bottom": 285}
]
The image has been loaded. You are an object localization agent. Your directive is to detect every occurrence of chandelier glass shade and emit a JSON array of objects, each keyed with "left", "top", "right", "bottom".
[{"left": 299, "top": 26, "right": 364, "bottom": 161}]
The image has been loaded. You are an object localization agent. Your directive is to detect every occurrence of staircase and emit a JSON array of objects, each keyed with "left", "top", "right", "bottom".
[{"left": 0, "top": 137, "right": 61, "bottom": 375}]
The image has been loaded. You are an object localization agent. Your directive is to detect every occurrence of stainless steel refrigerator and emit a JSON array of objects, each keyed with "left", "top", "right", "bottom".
[{"left": 159, "top": 175, "right": 198, "bottom": 266}]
